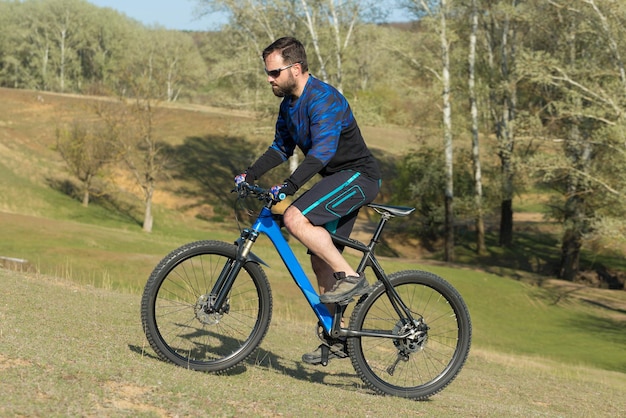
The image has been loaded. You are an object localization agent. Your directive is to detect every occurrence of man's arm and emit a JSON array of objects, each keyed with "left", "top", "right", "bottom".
[
  {"left": 245, "top": 147, "right": 285, "bottom": 182},
  {"left": 281, "top": 154, "right": 325, "bottom": 195}
]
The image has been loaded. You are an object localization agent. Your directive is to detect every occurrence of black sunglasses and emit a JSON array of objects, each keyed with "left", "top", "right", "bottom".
[{"left": 264, "top": 62, "right": 302, "bottom": 78}]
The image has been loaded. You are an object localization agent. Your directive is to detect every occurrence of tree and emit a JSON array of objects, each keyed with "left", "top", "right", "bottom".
[
  {"left": 195, "top": 0, "right": 283, "bottom": 58},
  {"left": 467, "top": 0, "right": 486, "bottom": 254},
  {"left": 392, "top": 145, "right": 477, "bottom": 250},
  {"left": 0, "top": 1, "right": 20, "bottom": 88},
  {"left": 117, "top": 93, "right": 168, "bottom": 233},
  {"left": 96, "top": 94, "right": 168, "bottom": 233},
  {"left": 403, "top": 0, "right": 456, "bottom": 261},
  {"left": 96, "top": 66, "right": 168, "bottom": 232},
  {"left": 55, "top": 119, "right": 117, "bottom": 207},
  {"left": 14, "top": 0, "right": 54, "bottom": 90},
  {"left": 32, "top": 0, "right": 95, "bottom": 92},
  {"left": 147, "top": 28, "right": 207, "bottom": 102},
  {"left": 75, "top": 6, "right": 139, "bottom": 92},
  {"left": 125, "top": 98, "right": 164, "bottom": 233},
  {"left": 519, "top": 0, "right": 626, "bottom": 280},
  {"left": 477, "top": 0, "right": 525, "bottom": 247},
  {"left": 296, "top": 0, "right": 372, "bottom": 93},
  {"left": 48, "top": 0, "right": 81, "bottom": 92}
]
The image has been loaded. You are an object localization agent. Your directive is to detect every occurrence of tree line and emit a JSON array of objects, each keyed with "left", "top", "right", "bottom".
[
  {"left": 2, "top": 0, "right": 626, "bottom": 286},
  {"left": 0, "top": 0, "right": 206, "bottom": 100}
]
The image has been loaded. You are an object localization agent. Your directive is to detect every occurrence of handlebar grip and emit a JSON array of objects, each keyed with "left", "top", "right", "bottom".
[{"left": 278, "top": 192, "right": 286, "bottom": 201}]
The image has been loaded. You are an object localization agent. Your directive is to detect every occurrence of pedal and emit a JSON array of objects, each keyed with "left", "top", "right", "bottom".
[{"left": 336, "top": 297, "right": 354, "bottom": 306}]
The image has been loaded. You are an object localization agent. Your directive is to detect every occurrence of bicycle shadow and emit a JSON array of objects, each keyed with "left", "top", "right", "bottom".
[
  {"left": 248, "top": 346, "right": 362, "bottom": 391},
  {"left": 128, "top": 343, "right": 364, "bottom": 393}
]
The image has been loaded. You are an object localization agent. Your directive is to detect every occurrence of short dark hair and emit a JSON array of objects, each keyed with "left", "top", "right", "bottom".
[{"left": 262, "top": 37, "right": 309, "bottom": 73}]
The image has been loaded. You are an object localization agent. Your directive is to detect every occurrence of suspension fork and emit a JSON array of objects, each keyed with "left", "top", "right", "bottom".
[{"left": 209, "top": 228, "right": 258, "bottom": 312}]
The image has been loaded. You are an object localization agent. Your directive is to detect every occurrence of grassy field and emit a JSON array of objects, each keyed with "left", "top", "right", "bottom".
[
  {"left": 1, "top": 87, "right": 625, "bottom": 416},
  {"left": 1, "top": 268, "right": 624, "bottom": 417}
]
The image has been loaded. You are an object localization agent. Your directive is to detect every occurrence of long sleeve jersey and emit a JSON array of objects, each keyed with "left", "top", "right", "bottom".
[{"left": 247, "top": 76, "right": 381, "bottom": 193}]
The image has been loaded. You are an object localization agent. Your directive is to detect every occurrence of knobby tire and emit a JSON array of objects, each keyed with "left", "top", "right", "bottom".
[
  {"left": 140, "top": 240, "right": 272, "bottom": 372},
  {"left": 348, "top": 270, "right": 472, "bottom": 399}
]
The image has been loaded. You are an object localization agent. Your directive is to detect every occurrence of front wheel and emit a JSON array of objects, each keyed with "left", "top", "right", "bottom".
[
  {"left": 141, "top": 240, "right": 273, "bottom": 372},
  {"left": 348, "top": 270, "right": 471, "bottom": 399}
]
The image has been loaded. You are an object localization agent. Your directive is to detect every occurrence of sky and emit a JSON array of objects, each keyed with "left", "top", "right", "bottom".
[
  {"left": 86, "top": 1, "right": 409, "bottom": 32},
  {"left": 86, "top": 0, "right": 224, "bottom": 31}
]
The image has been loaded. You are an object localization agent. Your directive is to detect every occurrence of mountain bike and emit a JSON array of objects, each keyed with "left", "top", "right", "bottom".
[{"left": 140, "top": 182, "right": 472, "bottom": 400}]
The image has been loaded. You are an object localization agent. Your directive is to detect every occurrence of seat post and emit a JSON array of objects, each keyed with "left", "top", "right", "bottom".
[{"left": 370, "top": 214, "right": 391, "bottom": 245}]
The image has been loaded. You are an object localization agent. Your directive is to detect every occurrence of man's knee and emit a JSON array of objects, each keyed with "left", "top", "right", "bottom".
[{"left": 282, "top": 206, "right": 303, "bottom": 233}]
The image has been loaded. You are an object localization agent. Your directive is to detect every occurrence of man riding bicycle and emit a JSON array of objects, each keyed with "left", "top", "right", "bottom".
[{"left": 235, "top": 37, "right": 381, "bottom": 365}]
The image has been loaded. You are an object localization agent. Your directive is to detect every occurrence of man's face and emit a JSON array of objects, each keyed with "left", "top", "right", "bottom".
[{"left": 264, "top": 51, "right": 297, "bottom": 98}]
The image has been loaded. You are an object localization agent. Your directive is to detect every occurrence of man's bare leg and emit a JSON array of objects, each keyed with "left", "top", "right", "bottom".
[
  {"left": 282, "top": 206, "right": 357, "bottom": 277},
  {"left": 302, "top": 253, "right": 348, "bottom": 364},
  {"left": 284, "top": 205, "right": 367, "bottom": 304},
  {"left": 311, "top": 254, "right": 341, "bottom": 316}
]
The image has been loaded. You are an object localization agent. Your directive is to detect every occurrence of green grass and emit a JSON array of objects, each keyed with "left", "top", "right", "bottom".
[
  {"left": 0, "top": 209, "right": 225, "bottom": 292},
  {"left": 444, "top": 267, "right": 626, "bottom": 372},
  {"left": 1, "top": 268, "right": 624, "bottom": 417}
]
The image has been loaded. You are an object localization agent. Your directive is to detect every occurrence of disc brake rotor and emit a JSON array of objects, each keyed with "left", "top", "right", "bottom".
[{"left": 194, "top": 294, "right": 229, "bottom": 325}]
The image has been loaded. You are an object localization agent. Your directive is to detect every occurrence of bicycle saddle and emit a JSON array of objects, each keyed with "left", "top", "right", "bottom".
[{"left": 367, "top": 203, "right": 415, "bottom": 217}]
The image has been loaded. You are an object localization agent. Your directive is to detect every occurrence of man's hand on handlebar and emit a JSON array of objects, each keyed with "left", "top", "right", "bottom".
[
  {"left": 270, "top": 184, "right": 287, "bottom": 201},
  {"left": 234, "top": 173, "right": 247, "bottom": 186},
  {"left": 234, "top": 174, "right": 288, "bottom": 202}
]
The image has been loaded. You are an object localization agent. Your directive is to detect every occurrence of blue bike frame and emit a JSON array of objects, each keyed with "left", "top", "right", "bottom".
[
  {"left": 219, "top": 186, "right": 417, "bottom": 341},
  {"left": 248, "top": 206, "right": 335, "bottom": 332}
]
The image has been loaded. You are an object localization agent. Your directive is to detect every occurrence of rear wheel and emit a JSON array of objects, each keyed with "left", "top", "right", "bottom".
[
  {"left": 141, "top": 240, "right": 272, "bottom": 372},
  {"left": 348, "top": 270, "right": 471, "bottom": 399}
]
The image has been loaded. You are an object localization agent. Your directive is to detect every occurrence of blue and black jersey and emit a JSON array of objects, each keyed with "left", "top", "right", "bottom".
[{"left": 247, "top": 76, "right": 381, "bottom": 194}]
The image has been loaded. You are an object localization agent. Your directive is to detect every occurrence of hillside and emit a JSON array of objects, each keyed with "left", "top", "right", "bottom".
[
  {"left": 0, "top": 87, "right": 415, "bottom": 218},
  {"left": 0, "top": 87, "right": 259, "bottom": 218}
]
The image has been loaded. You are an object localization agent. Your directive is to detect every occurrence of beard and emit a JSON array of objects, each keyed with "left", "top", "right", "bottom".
[{"left": 270, "top": 73, "right": 297, "bottom": 97}]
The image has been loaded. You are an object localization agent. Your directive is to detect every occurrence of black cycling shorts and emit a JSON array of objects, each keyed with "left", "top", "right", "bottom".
[{"left": 291, "top": 170, "right": 380, "bottom": 241}]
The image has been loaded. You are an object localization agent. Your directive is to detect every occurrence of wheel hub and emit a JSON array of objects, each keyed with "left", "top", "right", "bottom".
[
  {"left": 392, "top": 319, "right": 429, "bottom": 353},
  {"left": 194, "top": 294, "right": 229, "bottom": 325}
]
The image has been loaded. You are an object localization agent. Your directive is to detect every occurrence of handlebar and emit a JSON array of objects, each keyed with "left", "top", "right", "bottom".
[{"left": 233, "top": 182, "right": 285, "bottom": 204}]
